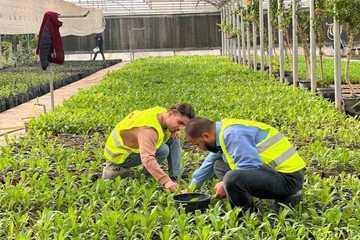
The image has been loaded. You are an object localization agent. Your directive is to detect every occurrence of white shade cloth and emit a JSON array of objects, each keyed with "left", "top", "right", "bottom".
[{"left": 0, "top": 0, "right": 105, "bottom": 36}]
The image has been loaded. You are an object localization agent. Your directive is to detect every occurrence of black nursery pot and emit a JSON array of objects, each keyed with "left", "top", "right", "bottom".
[
  {"left": 272, "top": 71, "right": 280, "bottom": 79},
  {"left": 284, "top": 71, "right": 293, "bottom": 85},
  {"left": 0, "top": 98, "right": 6, "bottom": 112},
  {"left": 343, "top": 96, "right": 360, "bottom": 116},
  {"left": 299, "top": 80, "right": 311, "bottom": 90},
  {"left": 317, "top": 87, "right": 335, "bottom": 101},
  {"left": 174, "top": 192, "right": 211, "bottom": 213}
]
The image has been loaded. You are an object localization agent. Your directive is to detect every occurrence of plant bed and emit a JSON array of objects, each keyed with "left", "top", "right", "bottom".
[
  {"left": 3, "top": 56, "right": 360, "bottom": 238},
  {"left": 272, "top": 70, "right": 280, "bottom": 79},
  {"left": 284, "top": 71, "right": 293, "bottom": 85},
  {"left": 0, "top": 97, "right": 6, "bottom": 112},
  {"left": 299, "top": 80, "right": 311, "bottom": 90},
  {"left": 317, "top": 87, "right": 335, "bottom": 101},
  {"left": 0, "top": 60, "right": 121, "bottom": 113},
  {"left": 343, "top": 95, "right": 360, "bottom": 116}
]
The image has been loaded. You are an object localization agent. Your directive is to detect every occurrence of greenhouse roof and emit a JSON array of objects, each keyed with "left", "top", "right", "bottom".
[{"left": 64, "top": 0, "right": 219, "bottom": 16}]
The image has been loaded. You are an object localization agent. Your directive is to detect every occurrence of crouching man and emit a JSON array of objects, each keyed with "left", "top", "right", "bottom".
[
  {"left": 185, "top": 117, "right": 306, "bottom": 211},
  {"left": 102, "top": 103, "right": 195, "bottom": 192}
]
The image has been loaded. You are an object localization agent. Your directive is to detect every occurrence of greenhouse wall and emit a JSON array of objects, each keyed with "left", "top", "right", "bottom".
[{"left": 62, "top": 13, "right": 221, "bottom": 52}]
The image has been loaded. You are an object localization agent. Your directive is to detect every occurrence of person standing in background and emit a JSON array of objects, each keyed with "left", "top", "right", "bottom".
[{"left": 93, "top": 32, "right": 105, "bottom": 61}]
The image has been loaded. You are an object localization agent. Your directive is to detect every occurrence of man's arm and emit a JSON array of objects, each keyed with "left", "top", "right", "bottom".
[
  {"left": 137, "top": 128, "right": 173, "bottom": 187},
  {"left": 189, "top": 152, "right": 222, "bottom": 191}
]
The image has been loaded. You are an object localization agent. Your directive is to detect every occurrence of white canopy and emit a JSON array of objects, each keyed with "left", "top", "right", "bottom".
[{"left": 0, "top": 0, "right": 105, "bottom": 36}]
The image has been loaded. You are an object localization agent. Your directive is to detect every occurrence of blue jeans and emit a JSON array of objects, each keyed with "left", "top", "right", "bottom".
[{"left": 119, "top": 138, "right": 181, "bottom": 178}]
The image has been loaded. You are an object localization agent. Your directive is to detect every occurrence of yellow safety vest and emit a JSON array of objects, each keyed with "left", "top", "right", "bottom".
[
  {"left": 219, "top": 119, "right": 306, "bottom": 173},
  {"left": 104, "top": 107, "right": 171, "bottom": 164}
]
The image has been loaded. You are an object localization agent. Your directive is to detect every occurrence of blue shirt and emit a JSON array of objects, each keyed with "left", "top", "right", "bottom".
[{"left": 191, "top": 121, "right": 268, "bottom": 186}]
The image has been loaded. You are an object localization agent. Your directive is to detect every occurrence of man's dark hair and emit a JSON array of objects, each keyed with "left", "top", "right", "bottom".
[
  {"left": 185, "top": 117, "right": 215, "bottom": 138},
  {"left": 169, "top": 103, "right": 195, "bottom": 119}
]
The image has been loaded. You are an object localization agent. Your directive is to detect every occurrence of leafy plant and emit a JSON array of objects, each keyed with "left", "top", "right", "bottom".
[{"left": 1, "top": 56, "right": 360, "bottom": 238}]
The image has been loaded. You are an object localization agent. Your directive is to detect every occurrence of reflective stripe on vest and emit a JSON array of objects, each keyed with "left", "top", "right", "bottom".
[
  {"left": 268, "top": 147, "right": 296, "bottom": 168},
  {"left": 104, "top": 146, "right": 118, "bottom": 158},
  {"left": 219, "top": 118, "right": 306, "bottom": 173},
  {"left": 112, "top": 129, "right": 122, "bottom": 148},
  {"left": 257, "top": 132, "right": 283, "bottom": 153}
]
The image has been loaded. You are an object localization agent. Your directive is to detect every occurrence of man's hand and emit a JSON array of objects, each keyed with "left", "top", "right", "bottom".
[
  {"left": 214, "top": 181, "right": 226, "bottom": 199},
  {"left": 164, "top": 180, "right": 178, "bottom": 192},
  {"left": 171, "top": 130, "right": 180, "bottom": 139}
]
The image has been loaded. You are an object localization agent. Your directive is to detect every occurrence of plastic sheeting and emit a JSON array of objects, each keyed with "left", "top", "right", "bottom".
[{"left": 0, "top": 0, "right": 105, "bottom": 36}]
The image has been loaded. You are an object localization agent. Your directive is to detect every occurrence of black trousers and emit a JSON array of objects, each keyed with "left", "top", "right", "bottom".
[
  {"left": 93, "top": 48, "right": 105, "bottom": 61},
  {"left": 214, "top": 160, "right": 305, "bottom": 209}
]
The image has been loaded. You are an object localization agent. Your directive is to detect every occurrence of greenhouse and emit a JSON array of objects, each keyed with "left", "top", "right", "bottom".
[{"left": 1, "top": 0, "right": 360, "bottom": 238}]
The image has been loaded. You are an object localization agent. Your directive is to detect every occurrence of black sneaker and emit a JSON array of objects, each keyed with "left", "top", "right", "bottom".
[{"left": 270, "top": 191, "right": 302, "bottom": 212}]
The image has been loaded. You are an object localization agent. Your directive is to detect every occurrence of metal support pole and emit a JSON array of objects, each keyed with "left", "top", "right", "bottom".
[
  {"left": 229, "top": 5, "right": 233, "bottom": 59},
  {"left": 221, "top": 8, "right": 224, "bottom": 55},
  {"left": 236, "top": 1, "right": 241, "bottom": 63},
  {"left": 232, "top": 1, "right": 237, "bottom": 62},
  {"left": 50, "top": 69, "right": 55, "bottom": 112},
  {"left": 241, "top": 1, "right": 246, "bottom": 64},
  {"left": 224, "top": 7, "right": 227, "bottom": 56},
  {"left": 252, "top": 22, "right": 257, "bottom": 70},
  {"left": 310, "top": 0, "right": 317, "bottom": 92},
  {"left": 259, "top": 0, "right": 265, "bottom": 71},
  {"left": 292, "top": 0, "right": 299, "bottom": 87},
  {"left": 268, "top": 0, "right": 273, "bottom": 76},
  {"left": 247, "top": 21, "right": 251, "bottom": 67},
  {"left": 334, "top": 17, "right": 342, "bottom": 111},
  {"left": 278, "top": 0, "right": 285, "bottom": 82},
  {"left": 226, "top": 6, "right": 230, "bottom": 57}
]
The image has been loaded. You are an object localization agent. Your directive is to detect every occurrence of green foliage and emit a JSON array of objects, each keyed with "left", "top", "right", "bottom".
[
  {"left": 0, "top": 34, "right": 37, "bottom": 67},
  {"left": 0, "top": 61, "right": 110, "bottom": 98},
  {"left": 1, "top": 56, "right": 360, "bottom": 238},
  {"left": 269, "top": 56, "right": 360, "bottom": 86},
  {"left": 217, "top": 21, "right": 232, "bottom": 34},
  {"left": 326, "top": 0, "right": 360, "bottom": 31}
]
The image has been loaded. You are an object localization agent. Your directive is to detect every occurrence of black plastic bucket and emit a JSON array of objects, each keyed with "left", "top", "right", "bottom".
[{"left": 173, "top": 192, "right": 211, "bottom": 213}]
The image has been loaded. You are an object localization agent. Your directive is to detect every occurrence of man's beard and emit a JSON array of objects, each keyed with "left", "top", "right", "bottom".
[{"left": 204, "top": 141, "right": 218, "bottom": 153}]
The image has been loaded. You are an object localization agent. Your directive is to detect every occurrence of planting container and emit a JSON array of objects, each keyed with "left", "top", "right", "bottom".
[
  {"left": 284, "top": 71, "right": 293, "bottom": 85},
  {"left": 299, "top": 80, "right": 311, "bottom": 90},
  {"left": 174, "top": 192, "right": 211, "bottom": 213},
  {"left": 317, "top": 87, "right": 335, "bottom": 101},
  {"left": 343, "top": 96, "right": 360, "bottom": 116}
]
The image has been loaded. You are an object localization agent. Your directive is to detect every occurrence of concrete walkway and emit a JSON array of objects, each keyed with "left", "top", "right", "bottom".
[{"left": 0, "top": 61, "right": 128, "bottom": 145}]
